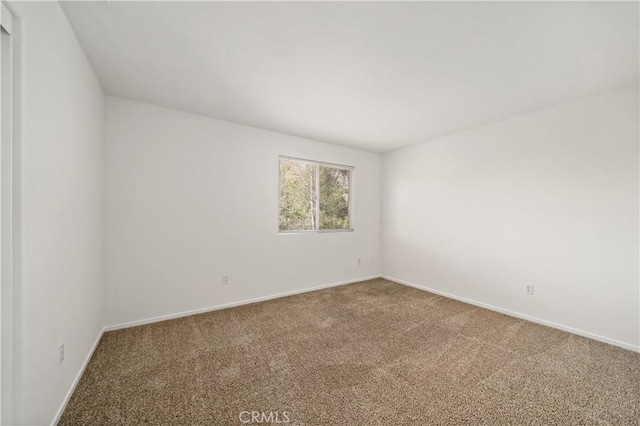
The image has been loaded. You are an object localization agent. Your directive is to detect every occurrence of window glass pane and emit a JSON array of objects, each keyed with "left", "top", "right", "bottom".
[
  {"left": 319, "top": 166, "right": 350, "bottom": 230},
  {"left": 279, "top": 159, "right": 316, "bottom": 231}
]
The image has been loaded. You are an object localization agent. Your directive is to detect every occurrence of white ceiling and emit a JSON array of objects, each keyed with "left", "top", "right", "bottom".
[{"left": 61, "top": 1, "right": 639, "bottom": 153}]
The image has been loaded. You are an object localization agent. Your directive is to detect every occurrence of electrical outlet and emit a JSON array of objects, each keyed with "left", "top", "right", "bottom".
[
  {"left": 222, "top": 276, "right": 229, "bottom": 285},
  {"left": 525, "top": 284, "right": 534, "bottom": 295},
  {"left": 58, "top": 342, "right": 64, "bottom": 363},
  {"left": 357, "top": 258, "right": 362, "bottom": 266}
]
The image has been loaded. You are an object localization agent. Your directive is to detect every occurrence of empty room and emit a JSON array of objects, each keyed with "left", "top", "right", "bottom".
[{"left": 0, "top": 0, "right": 638, "bottom": 425}]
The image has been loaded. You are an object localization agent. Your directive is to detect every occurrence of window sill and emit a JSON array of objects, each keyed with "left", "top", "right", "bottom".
[{"left": 279, "top": 229, "right": 354, "bottom": 234}]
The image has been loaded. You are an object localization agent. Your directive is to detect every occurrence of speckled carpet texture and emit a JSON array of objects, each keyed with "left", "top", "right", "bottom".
[{"left": 60, "top": 278, "right": 639, "bottom": 425}]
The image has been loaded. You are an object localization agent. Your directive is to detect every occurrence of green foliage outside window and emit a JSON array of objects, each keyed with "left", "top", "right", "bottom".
[
  {"left": 319, "top": 166, "right": 350, "bottom": 230},
  {"left": 279, "top": 158, "right": 352, "bottom": 231}
]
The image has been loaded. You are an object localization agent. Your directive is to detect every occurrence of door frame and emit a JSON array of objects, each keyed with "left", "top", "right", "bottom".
[{"left": 1, "top": 2, "right": 21, "bottom": 424}]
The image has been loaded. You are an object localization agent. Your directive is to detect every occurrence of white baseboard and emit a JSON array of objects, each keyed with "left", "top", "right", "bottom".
[
  {"left": 51, "top": 327, "right": 105, "bottom": 425},
  {"left": 382, "top": 275, "right": 639, "bottom": 353},
  {"left": 49, "top": 273, "right": 637, "bottom": 425},
  {"left": 104, "top": 275, "right": 382, "bottom": 332}
]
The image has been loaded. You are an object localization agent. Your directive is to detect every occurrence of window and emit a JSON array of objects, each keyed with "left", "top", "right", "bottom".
[{"left": 279, "top": 157, "right": 353, "bottom": 232}]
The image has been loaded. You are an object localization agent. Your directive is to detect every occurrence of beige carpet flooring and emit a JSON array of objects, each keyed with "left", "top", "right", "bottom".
[{"left": 60, "top": 279, "right": 639, "bottom": 425}]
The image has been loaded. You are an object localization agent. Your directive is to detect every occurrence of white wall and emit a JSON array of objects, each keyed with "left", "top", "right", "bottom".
[
  {"left": 105, "top": 97, "right": 381, "bottom": 327},
  {"left": 382, "top": 84, "right": 639, "bottom": 350},
  {"left": 7, "top": 1, "right": 105, "bottom": 424}
]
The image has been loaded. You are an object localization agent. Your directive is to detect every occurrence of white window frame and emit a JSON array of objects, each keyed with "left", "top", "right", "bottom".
[{"left": 278, "top": 156, "right": 355, "bottom": 234}]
